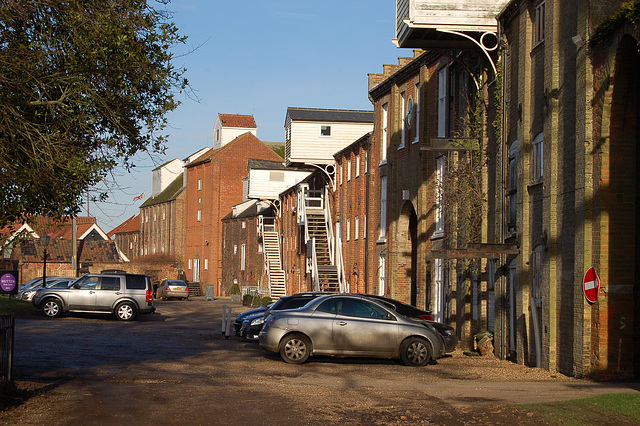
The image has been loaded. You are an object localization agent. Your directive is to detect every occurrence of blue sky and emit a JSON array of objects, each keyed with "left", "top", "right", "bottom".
[{"left": 89, "top": 0, "right": 410, "bottom": 232}]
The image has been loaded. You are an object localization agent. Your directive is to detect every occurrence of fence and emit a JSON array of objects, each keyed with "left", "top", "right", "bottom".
[{"left": 0, "top": 314, "right": 14, "bottom": 382}]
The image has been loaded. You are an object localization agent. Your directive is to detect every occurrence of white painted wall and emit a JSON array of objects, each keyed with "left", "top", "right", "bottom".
[
  {"left": 248, "top": 169, "right": 312, "bottom": 200},
  {"left": 287, "top": 121, "right": 373, "bottom": 165},
  {"left": 213, "top": 116, "right": 258, "bottom": 149},
  {"left": 151, "top": 159, "right": 184, "bottom": 197}
]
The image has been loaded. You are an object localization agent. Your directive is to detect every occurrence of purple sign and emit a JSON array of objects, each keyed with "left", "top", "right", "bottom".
[{"left": 0, "top": 271, "right": 18, "bottom": 294}]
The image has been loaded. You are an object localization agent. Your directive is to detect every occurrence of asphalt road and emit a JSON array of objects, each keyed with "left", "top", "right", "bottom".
[{"left": 3, "top": 298, "right": 638, "bottom": 425}]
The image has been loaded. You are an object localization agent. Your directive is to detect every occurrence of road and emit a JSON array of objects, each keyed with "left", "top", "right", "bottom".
[{"left": 3, "top": 298, "right": 638, "bottom": 425}]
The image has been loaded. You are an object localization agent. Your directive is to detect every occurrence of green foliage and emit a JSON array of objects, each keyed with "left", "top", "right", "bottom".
[
  {"left": 261, "top": 296, "right": 272, "bottom": 306},
  {"left": 0, "top": 0, "right": 188, "bottom": 228},
  {"left": 230, "top": 283, "right": 241, "bottom": 295},
  {"left": 589, "top": 1, "right": 640, "bottom": 47}
]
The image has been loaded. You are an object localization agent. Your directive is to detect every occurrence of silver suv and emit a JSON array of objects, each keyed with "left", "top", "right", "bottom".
[{"left": 32, "top": 273, "right": 156, "bottom": 321}]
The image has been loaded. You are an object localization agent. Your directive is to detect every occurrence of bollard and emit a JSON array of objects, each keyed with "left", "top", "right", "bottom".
[
  {"left": 225, "top": 306, "right": 232, "bottom": 339},
  {"left": 221, "top": 304, "right": 227, "bottom": 335}
]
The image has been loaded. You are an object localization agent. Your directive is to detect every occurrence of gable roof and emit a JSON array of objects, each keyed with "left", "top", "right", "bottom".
[
  {"left": 107, "top": 215, "right": 140, "bottom": 238},
  {"left": 2, "top": 216, "right": 108, "bottom": 242},
  {"left": 218, "top": 113, "right": 257, "bottom": 129},
  {"left": 187, "top": 132, "right": 279, "bottom": 168},
  {"left": 286, "top": 107, "right": 374, "bottom": 124},
  {"left": 140, "top": 173, "right": 185, "bottom": 207}
]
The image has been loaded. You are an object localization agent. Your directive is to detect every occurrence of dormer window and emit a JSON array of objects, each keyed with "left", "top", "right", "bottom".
[{"left": 321, "top": 126, "right": 331, "bottom": 136}]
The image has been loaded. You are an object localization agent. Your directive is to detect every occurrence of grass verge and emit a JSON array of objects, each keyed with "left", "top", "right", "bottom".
[
  {"left": 518, "top": 393, "right": 640, "bottom": 424},
  {"left": 0, "top": 295, "right": 39, "bottom": 316}
]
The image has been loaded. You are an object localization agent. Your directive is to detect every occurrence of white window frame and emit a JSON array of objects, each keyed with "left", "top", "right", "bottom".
[
  {"left": 532, "top": 132, "right": 543, "bottom": 181},
  {"left": 438, "top": 68, "right": 448, "bottom": 138},
  {"left": 197, "top": 210, "right": 201, "bottom": 222},
  {"left": 321, "top": 125, "right": 331, "bottom": 136},
  {"left": 346, "top": 218, "right": 351, "bottom": 242},
  {"left": 534, "top": 1, "right": 546, "bottom": 45},
  {"left": 355, "top": 154, "right": 360, "bottom": 177},
  {"left": 379, "top": 176, "right": 387, "bottom": 240},
  {"left": 355, "top": 216, "right": 359, "bottom": 240},
  {"left": 413, "top": 82, "right": 420, "bottom": 143},
  {"left": 363, "top": 215, "right": 367, "bottom": 239},
  {"left": 204, "top": 259, "right": 209, "bottom": 270},
  {"left": 435, "top": 156, "right": 446, "bottom": 236},
  {"left": 381, "top": 102, "right": 388, "bottom": 163},
  {"left": 188, "top": 259, "right": 192, "bottom": 270},
  {"left": 399, "top": 91, "right": 406, "bottom": 149},
  {"left": 378, "top": 253, "right": 386, "bottom": 296},
  {"left": 198, "top": 179, "right": 202, "bottom": 190},
  {"left": 347, "top": 159, "right": 351, "bottom": 181},
  {"left": 241, "top": 244, "right": 246, "bottom": 271}
]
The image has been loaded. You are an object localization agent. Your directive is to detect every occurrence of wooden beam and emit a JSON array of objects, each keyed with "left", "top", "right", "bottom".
[
  {"left": 423, "top": 137, "right": 480, "bottom": 151},
  {"left": 426, "top": 243, "right": 519, "bottom": 260}
]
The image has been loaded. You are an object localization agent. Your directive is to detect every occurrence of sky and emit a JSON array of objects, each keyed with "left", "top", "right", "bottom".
[{"left": 87, "top": 0, "right": 412, "bottom": 233}]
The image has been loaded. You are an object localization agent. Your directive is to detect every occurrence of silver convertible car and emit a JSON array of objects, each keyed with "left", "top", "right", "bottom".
[{"left": 259, "top": 294, "right": 447, "bottom": 366}]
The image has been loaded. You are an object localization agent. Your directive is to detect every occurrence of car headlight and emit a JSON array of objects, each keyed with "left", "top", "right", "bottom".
[{"left": 250, "top": 317, "right": 265, "bottom": 327}]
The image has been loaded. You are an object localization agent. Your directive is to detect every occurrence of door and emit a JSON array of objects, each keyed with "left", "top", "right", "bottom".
[
  {"left": 332, "top": 297, "right": 398, "bottom": 355},
  {"left": 193, "top": 258, "right": 201, "bottom": 282},
  {"left": 66, "top": 275, "right": 99, "bottom": 310},
  {"left": 94, "top": 276, "right": 122, "bottom": 312}
]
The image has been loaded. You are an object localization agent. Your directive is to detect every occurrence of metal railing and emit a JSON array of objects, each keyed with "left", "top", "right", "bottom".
[{"left": 0, "top": 314, "right": 14, "bottom": 382}]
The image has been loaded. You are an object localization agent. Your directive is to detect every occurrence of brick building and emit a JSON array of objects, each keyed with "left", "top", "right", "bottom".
[
  {"left": 495, "top": 0, "right": 640, "bottom": 379},
  {"left": 108, "top": 214, "right": 140, "bottom": 261},
  {"left": 183, "top": 132, "right": 282, "bottom": 294},
  {"left": 139, "top": 173, "right": 185, "bottom": 260}
]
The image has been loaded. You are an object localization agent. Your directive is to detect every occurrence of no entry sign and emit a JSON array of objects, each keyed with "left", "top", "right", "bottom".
[{"left": 583, "top": 267, "right": 600, "bottom": 304}]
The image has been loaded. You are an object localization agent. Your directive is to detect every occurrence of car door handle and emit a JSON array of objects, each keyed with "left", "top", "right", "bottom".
[{"left": 337, "top": 321, "right": 347, "bottom": 326}]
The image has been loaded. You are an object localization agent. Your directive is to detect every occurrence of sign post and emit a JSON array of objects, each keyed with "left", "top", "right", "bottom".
[{"left": 583, "top": 267, "right": 600, "bottom": 304}]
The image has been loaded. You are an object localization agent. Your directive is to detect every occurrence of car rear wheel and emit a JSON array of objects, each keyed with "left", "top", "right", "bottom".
[
  {"left": 115, "top": 302, "right": 137, "bottom": 321},
  {"left": 400, "top": 337, "right": 432, "bottom": 366},
  {"left": 280, "top": 333, "right": 311, "bottom": 364},
  {"left": 42, "top": 299, "right": 62, "bottom": 318}
]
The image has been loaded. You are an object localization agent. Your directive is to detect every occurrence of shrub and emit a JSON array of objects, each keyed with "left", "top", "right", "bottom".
[
  {"left": 230, "top": 283, "right": 241, "bottom": 295},
  {"left": 261, "top": 296, "right": 272, "bottom": 306}
]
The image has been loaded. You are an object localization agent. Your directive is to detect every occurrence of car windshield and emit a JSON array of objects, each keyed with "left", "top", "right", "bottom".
[{"left": 166, "top": 280, "right": 186, "bottom": 287}]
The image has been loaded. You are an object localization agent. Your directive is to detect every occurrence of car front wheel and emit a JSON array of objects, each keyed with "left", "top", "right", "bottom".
[
  {"left": 115, "top": 302, "right": 137, "bottom": 321},
  {"left": 400, "top": 337, "right": 432, "bottom": 367},
  {"left": 279, "top": 333, "right": 311, "bottom": 364},
  {"left": 42, "top": 299, "right": 62, "bottom": 318}
]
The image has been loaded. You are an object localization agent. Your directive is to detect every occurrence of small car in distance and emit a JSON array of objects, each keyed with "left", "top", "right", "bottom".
[
  {"left": 259, "top": 294, "right": 447, "bottom": 366},
  {"left": 157, "top": 279, "right": 189, "bottom": 300}
]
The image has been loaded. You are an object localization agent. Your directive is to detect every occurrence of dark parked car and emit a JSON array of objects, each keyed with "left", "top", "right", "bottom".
[
  {"left": 239, "top": 292, "right": 328, "bottom": 340},
  {"left": 32, "top": 273, "right": 155, "bottom": 321},
  {"left": 259, "top": 294, "right": 447, "bottom": 366},
  {"left": 234, "top": 305, "right": 270, "bottom": 336}
]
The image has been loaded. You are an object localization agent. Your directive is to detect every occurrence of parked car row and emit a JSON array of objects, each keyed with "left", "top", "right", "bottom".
[
  {"left": 234, "top": 292, "right": 457, "bottom": 367},
  {"left": 19, "top": 277, "right": 78, "bottom": 301}
]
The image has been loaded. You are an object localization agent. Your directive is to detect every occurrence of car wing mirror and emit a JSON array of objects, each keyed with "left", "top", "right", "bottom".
[{"left": 73, "top": 283, "right": 81, "bottom": 289}]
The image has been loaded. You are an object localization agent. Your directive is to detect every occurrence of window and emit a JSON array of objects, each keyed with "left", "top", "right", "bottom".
[
  {"left": 198, "top": 179, "right": 202, "bottom": 190},
  {"left": 534, "top": 1, "right": 546, "bottom": 45},
  {"left": 363, "top": 215, "right": 367, "bottom": 239},
  {"left": 241, "top": 244, "right": 246, "bottom": 270},
  {"left": 508, "top": 141, "right": 518, "bottom": 233},
  {"left": 413, "top": 82, "right": 420, "bottom": 143},
  {"left": 532, "top": 132, "right": 543, "bottom": 181},
  {"left": 100, "top": 277, "right": 120, "bottom": 291},
  {"left": 197, "top": 210, "right": 201, "bottom": 221},
  {"left": 355, "top": 154, "right": 360, "bottom": 177},
  {"left": 399, "top": 91, "right": 406, "bottom": 149},
  {"left": 378, "top": 254, "right": 386, "bottom": 296},
  {"left": 532, "top": 245, "right": 544, "bottom": 307},
  {"left": 198, "top": 197, "right": 201, "bottom": 204},
  {"left": 233, "top": 244, "right": 237, "bottom": 254},
  {"left": 241, "top": 221, "right": 246, "bottom": 229},
  {"left": 347, "top": 159, "right": 351, "bottom": 181},
  {"left": 435, "top": 156, "right": 446, "bottom": 236},
  {"left": 162, "top": 210, "right": 166, "bottom": 221},
  {"left": 379, "top": 176, "right": 387, "bottom": 240},
  {"left": 355, "top": 216, "right": 359, "bottom": 240},
  {"left": 438, "top": 68, "right": 448, "bottom": 138},
  {"left": 204, "top": 259, "right": 209, "bottom": 270},
  {"left": 382, "top": 103, "right": 389, "bottom": 162},
  {"left": 188, "top": 259, "right": 192, "bottom": 270},
  {"left": 364, "top": 150, "right": 369, "bottom": 173},
  {"left": 346, "top": 218, "right": 351, "bottom": 241},
  {"left": 154, "top": 213, "right": 157, "bottom": 222},
  {"left": 321, "top": 125, "right": 331, "bottom": 136}
]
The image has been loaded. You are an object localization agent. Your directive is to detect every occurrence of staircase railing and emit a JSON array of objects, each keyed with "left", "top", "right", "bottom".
[
  {"left": 258, "top": 215, "right": 285, "bottom": 298},
  {"left": 310, "top": 237, "right": 319, "bottom": 291}
]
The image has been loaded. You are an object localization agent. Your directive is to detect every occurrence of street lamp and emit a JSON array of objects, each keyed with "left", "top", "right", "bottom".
[{"left": 40, "top": 233, "right": 50, "bottom": 287}]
